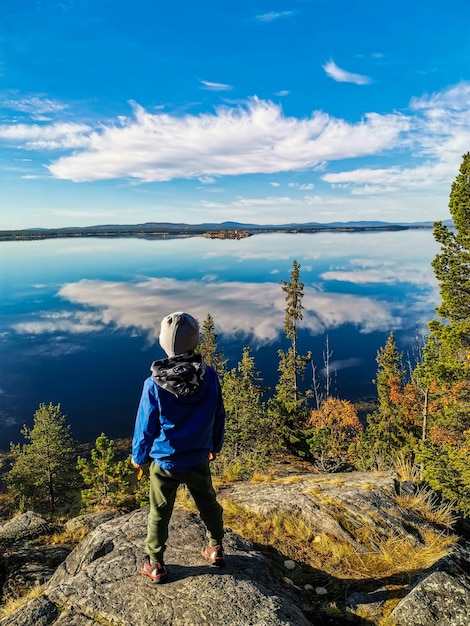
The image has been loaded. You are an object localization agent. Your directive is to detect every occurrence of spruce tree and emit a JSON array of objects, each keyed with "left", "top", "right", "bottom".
[
  {"left": 280, "top": 259, "right": 304, "bottom": 402},
  {"left": 414, "top": 153, "right": 470, "bottom": 513},
  {"left": 418, "top": 152, "right": 470, "bottom": 439},
  {"left": 222, "top": 347, "right": 271, "bottom": 473},
  {"left": 270, "top": 260, "right": 311, "bottom": 452},
  {"left": 361, "top": 333, "right": 419, "bottom": 465},
  {"left": 7, "top": 403, "right": 78, "bottom": 514},
  {"left": 197, "top": 313, "right": 227, "bottom": 377},
  {"left": 429, "top": 153, "right": 470, "bottom": 378},
  {"left": 77, "top": 433, "right": 132, "bottom": 510}
]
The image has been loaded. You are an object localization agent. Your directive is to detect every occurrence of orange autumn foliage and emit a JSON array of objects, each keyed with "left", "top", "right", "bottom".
[
  {"left": 307, "top": 397, "right": 363, "bottom": 453},
  {"left": 429, "top": 426, "right": 463, "bottom": 446},
  {"left": 388, "top": 379, "right": 422, "bottom": 427}
]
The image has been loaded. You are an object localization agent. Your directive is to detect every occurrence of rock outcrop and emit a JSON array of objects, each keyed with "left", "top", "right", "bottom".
[
  {"left": 2, "top": 508, "right": 311, "bottom": 626},
  {"left": 0, "top": 512, "right": 68, "bottom": 602},
  {"left": 390, "top": 570, "right": 470, "bottom": 626},
  {"left": 1, "top": 471, "right": 469, "bottom": 625}
]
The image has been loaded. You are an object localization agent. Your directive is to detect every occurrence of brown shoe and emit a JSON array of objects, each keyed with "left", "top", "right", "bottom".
[
  {"left": 140, "top": 556, "right": 168, "bottom": 583},
  {"left": 201, "top": 544, "right": 225, "bottom": 567}
]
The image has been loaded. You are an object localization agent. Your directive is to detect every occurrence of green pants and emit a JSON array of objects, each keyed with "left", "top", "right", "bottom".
[{"left": 146, "top": 460, "right": 224, "bottom": 564}]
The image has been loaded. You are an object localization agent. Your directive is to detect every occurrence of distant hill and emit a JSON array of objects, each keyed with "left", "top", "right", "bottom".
[{"left": 0, "top": 219, "right": 454, "bottom": 241}]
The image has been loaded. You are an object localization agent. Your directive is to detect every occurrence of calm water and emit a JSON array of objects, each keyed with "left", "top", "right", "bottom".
[{"left": 0, "top": 230, "right": 440, "bottom": 450}]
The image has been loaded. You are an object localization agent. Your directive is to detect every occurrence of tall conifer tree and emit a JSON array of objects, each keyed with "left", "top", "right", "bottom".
[
  {"left": 418, "top": 152, "right": 470, "bottom": 438},
  {"left": 271, "top": 260, "right": 311, "bottom": 451},
  {"left": 222, "top": 347, "right": 271, "bottom": 462},
  {"left": 414, "top": 153, "right": 470, "bottom": 515},
  {"left": 7, "top": 403, "right": 77, "bottom": 514},
  {"left": 363, "top": 333, "right": 418, "bottom": 462}
]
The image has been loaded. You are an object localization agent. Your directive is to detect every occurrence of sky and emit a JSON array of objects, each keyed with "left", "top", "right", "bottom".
[{"left": 1, "top": 0, "right": 470, "bottom": 229}]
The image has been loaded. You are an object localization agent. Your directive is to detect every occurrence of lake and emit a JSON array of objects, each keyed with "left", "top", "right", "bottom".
[{"left": 0, "top": 229, "right": 440, "bottom": 450}]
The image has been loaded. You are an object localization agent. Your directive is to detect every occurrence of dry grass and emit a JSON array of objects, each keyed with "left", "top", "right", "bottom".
[
  {"left": 175, "top": 484, "right": 197, "bottom": 511},
  {"left": 47, "top": 526, "right": 89, "bottom": 545},
  {"left": 393, "top": 454, "right": 421, "bottom": 483},
  {"left": 395, "top": 487, "right": 457, "bottom": 528},
  {"left": 273, "top": 475, "right": 302, "bottom": 484},
  {"left": 220, "top": 497, "right": 457, "bottom": 581},
  {"left": 318, "top": 529, "right": 456, "bottom": 579},
  {"left": 251, "top": 472, "right": 275, "bottom": 483},
  {"left": 0, "top": 585, "right": 45, "bottom": 620}
]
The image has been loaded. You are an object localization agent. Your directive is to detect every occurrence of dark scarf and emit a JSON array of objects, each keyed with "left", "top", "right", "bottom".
[{"left": 150, "top": 352, "right": 206, "bottom": 397}]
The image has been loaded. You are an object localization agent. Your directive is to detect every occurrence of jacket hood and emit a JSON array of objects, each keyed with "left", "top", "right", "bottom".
[{"left": 150, "top": 352, "right": 206, "bottom": 398}]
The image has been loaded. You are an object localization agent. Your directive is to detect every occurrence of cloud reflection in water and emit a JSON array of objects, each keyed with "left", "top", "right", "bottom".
[{"left": 28, "top": 277, "right": 401, "bottom": 343}]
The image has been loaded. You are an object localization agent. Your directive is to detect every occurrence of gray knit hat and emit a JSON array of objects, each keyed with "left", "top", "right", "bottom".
[{"left": 159, "top": 311, "right": 199, "bottom": 358}]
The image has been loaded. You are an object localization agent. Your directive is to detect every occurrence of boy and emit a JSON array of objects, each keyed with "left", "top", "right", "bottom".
[{"left": 131, "top": 311, "right": 225, "bottom": 583}]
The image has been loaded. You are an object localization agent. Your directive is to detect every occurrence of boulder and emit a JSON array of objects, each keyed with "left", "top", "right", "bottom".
[
  {"left": 390, "top": 570, "right": 470, "bottom": 626},
  {"left": 0, "top": 512, "right": 66, "bottom": 602},
  {"left": 223, "top": 471, "right": 440, "bottom": 546},
  {"left": 0, "top": 512, "right": 50, "bottom": 543},
  {"left": 64, "top": 510, "right": 123, "bottom": 534}
]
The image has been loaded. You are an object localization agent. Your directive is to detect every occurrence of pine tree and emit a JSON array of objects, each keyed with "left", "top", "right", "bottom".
[
  {"left": 221, "top": 347, "right": 272, "bottom": 475},
  {"left": 416, "top": 431, "right": 470, "bottom": 518},
  {"left": 197, "top": 313, "right": 227, "bottom": 377},
  {"left": 222, "top": 347, "right": 270, "bottom": 451},
  {"left": 280, "top": 259, "right": 304, "bottom": 402},
  {"left": 413, "top": 154, "right": 470, "bottom": 511},
  {"left": 417, "top": 152, "right": 470, "bottom": 439},
  {"left": 361, "top": 333, "right": 419, "bottom": 465},
  {"left": 7, "top": 403, "right": 78, "bottom": 514},
  {"left": 77, "top": 433, "right": 132, "bottom": 510},
  {"left": 270, "top": 260, "right": 311, "bottom": 452}
]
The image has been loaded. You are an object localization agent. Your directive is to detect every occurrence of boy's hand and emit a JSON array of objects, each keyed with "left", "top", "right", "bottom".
[
  {"left": 131, "top": 458, "right": 142, "bottom": 469},
  {"left": 208, "top": 452, "right": 217, "bottom": 462}
]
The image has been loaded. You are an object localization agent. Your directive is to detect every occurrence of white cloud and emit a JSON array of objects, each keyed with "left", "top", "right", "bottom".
[
  {"left": 320, "top": 82, "right": 470, "bottom": 195},
  {"left": 43, "top": 98, "right": 408, "bottom": 182},
  {"left": 218, "top": 196, "right": 295, "bottom": 208},
  {"left": 0, "top": 93, "right": 68, "bottom": 116},
  {"left": 2, "top": 82, "right": 470, "bottom": 210},
  {"left": 289, "top": 182, "right": 314, "bottom": 190},
  {"left": 0, "top": 121, "right": 91, "bottom": 150},
  {"left": 275, "top": 90, "right": 290, "bottom": 97},
  {"left": 255, "top": 11, "right": 294, "bottom": 22},
  {"left": 200, "top": 80, "right": 233, "bottom": 92},
  {"left": 322, "top": 60, "right": 371, "bottom": 85},
  {"left": 410, "top": 82, "right": 470, "bottom": 111},
  {"left": 320, "top": 264, "right": 437, "bottom": 287},
  {"left": 270, "top": 181, "right": 280, "bottom": 187}
]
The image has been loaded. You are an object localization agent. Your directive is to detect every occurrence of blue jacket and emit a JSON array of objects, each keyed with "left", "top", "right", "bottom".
[{"left": 132, "top": 364, "right": 225, "bottom": 472}]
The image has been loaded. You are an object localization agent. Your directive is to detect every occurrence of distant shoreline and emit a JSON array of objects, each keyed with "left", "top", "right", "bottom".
[{"left": 0, "top": 222, "right": 436, "bottom": 242}]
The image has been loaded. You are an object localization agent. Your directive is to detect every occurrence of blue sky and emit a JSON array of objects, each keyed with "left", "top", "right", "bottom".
[{"left": 1, "top": 0, "right": 470, "bottom": 229}]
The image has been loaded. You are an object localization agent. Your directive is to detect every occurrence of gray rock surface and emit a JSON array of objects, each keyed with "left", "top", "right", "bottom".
[
  {"left": 223, "top": 471, "right": 438, "bottom": 547},
  {"left": 13, "top": 507, "right": 311, "bottom": 626},
  {"left": 390, "top": 570, "right": 470, "bottom": 626},
  {"left": 64, "top": 510, "right": 123, "bottom": 535},
  {"left": 0, "top": 596, "right": 59, "bottom": 626},
  {"left": 0, "top": 512, "right": 65, "bottom": 601},
  {"left": 0, "top": 512, "right": 50, "bottom": 542}
]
